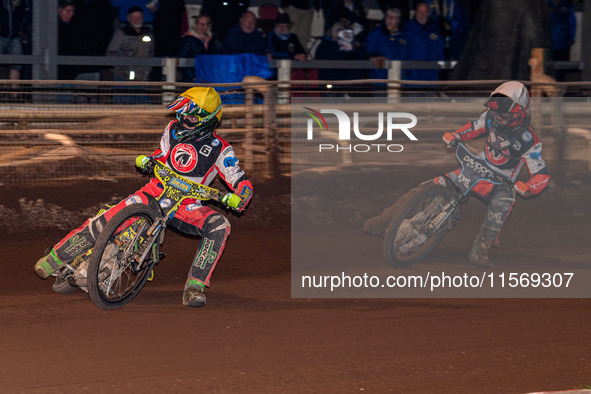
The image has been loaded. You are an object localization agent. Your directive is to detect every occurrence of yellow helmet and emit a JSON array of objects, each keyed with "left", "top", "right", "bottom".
[{"left": 167, "top": 87, "right": 223, "bottom": 140}]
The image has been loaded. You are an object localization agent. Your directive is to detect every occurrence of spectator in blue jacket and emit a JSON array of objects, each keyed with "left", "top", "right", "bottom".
[
  {"left": 365, "top": 8, "right": 408, "bottom": 80},
  {"left": 267, "top": 13, "right": 307, "bottom": 61},
  {"left": 402, "top": 1, "right": 444, "bottom": 83},
  {"left": 549, "top": 0, "right": 576, "bottom": 61},
  {"left": 222, "top": 11, "right": 266, "bottom": 56}
]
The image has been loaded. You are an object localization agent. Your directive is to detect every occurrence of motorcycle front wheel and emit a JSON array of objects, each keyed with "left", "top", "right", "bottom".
[
  {"left": 383, "top": 182, "right": 455, "bottom": 268},
  {"left": 87, "top": 203, "right": 160, "bottom": 309}
]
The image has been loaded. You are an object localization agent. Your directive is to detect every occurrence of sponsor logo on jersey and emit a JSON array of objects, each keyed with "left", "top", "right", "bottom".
[
  {"left": 485, "top": 145, "right": 509, "bottom": 166},
  {"left": 224, "top": 157, "right": 238, "bottom": 167},
  {"left": 522, "top": 131, "right": 533, "bottom": 142},
  {"left": 186, "top": 203, "right": 201, "bottom": 211},
  {"left": 222, "top": 146, "right": 234, "bottom": 155},
  {"left": 239, "top": 185, "right": 252, "bottom": 201},
  {"left": 125, "top": 195, "right": 143, "bottom": 205},
  {"left": 171, "top": 143, "right": 198, "bottom": 173},
  {"left": 211, "top": 138, "right": 220, "bottom": 147}
]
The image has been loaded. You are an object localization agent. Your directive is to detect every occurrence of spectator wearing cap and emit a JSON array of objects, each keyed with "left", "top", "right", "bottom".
[
  {"left": 106, "top": 5, "right": 155, "bottom": 81},
  {"left": 222, "top": 11, "right": 266, "bottom": 56},
  {"left": 111, "top": 0, "right": 158, "bottom": 28},
  {"left": 267, "top": 13, "right": 307, "bottom": 61}
]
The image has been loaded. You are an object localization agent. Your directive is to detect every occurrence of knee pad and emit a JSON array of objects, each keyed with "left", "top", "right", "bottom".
[{"left": 203, "top": 213, "right": 231, "bottom": 236}]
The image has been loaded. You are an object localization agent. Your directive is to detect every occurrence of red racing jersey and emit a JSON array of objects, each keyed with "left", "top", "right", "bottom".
[
  {"left": 151, "top": 120, "right": 253, "bottom": 206},
  {"left": 451, "top": 111, "right": 550, "bottom": 196}
]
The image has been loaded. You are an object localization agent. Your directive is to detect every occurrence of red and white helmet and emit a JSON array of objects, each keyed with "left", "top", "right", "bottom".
[{"left": 484, "top": 81, "right": 530, "bottom": 129}]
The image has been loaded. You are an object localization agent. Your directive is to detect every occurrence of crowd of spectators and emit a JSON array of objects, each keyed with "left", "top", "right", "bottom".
[{"left": 0, "top": 0, "right": 579, "bottom": 85}]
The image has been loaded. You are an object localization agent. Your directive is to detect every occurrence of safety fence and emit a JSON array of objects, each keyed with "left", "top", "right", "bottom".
[{"left": 0, "top": 79, "right": 590, "bottom": 185}]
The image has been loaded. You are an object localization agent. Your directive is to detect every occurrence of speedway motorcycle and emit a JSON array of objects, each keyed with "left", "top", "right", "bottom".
[
  {"left": 381, "top": 140, "right": 513, "bottom": 268},
  {"left": 49, "top": 156, "right": 242, "bottom": 309}
]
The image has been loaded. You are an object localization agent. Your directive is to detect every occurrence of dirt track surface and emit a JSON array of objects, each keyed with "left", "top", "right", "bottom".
[{"left": 1, "top": 172, "right": 591, "bottom": 393}]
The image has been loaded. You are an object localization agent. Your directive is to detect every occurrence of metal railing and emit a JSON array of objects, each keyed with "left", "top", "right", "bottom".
[{"left": 0, "top": 79, "right": 589, "bottom": 185}]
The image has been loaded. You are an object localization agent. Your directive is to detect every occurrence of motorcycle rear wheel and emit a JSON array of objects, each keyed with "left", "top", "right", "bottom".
[
  {"left": 87, "top": 203, "right": 159, "bottom": 309},
  {"left": 383, "top": 182, "right": 454, "bottom": 268}
]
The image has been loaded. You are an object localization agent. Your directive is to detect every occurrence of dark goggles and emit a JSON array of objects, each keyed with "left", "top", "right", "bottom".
[{"left": 485, "top": 94, "right": 518, "bottom": 114}]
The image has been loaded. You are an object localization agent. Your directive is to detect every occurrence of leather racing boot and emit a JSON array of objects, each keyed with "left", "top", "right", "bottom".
[
  {"left": 182, "top": 278, "right": 206, "bottom": 307},
  {"left": 34, "top": 249, "right": 65, "bottom": 279},
  {"left": 468, "top": 235, "right": 493, "bottom": 268}
]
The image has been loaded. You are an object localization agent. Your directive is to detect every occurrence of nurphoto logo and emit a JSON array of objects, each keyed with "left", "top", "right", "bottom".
[{"left": 303, "top": 107, "right": 419, "bottom": 153}]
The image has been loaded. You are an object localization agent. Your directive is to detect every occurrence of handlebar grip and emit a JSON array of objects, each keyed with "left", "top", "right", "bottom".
[
  {"left": 447, "top": 138, "right": 459, "bottom": 149},
  {"left": 222, "top": 193, "right": 243, "bottom": 210},
  {"left": 136, "top": 155, "right": 155, "bottom": 173}
]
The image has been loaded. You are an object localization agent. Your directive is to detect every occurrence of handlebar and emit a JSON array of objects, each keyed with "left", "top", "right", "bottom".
[{"left": 136, "top": 155, "right": 244, "bottom": 210}]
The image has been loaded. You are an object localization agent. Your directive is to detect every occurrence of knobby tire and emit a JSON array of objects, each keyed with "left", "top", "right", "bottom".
[
  {"left": 383, "top": 182, "right": 454, "bottom": 267},
  {"left": 87, "top": 203, "right": 160, "bottom": 309}
]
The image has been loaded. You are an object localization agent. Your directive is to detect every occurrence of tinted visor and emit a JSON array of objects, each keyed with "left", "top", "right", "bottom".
[{"left": 485, "top": 94, "right": 516, "bottom": 113}]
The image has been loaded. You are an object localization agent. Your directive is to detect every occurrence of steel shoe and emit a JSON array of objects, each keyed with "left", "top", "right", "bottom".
[
  {"left": 468, "top": 236, "right": 493, "bottom": 268},
  {"left": 182, "top": 278, "right": 206, "bottom": 307},
  {"left": 34, "top": 249, "right": 65, "bottom": 279}
]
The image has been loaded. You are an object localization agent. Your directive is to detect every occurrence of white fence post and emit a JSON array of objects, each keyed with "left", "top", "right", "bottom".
[
  {"left": 277, "top": 59, "right": 291, "bottom": 105},
  {"left": 387, "top": 60, "right": 401, "bottom": 102},
  {"left": 162, "top": 58, "right": 177, "bottom": 104}
]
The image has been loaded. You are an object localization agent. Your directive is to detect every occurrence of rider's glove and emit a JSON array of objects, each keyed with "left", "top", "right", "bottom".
[
  {"left": 135, "top": 155, "right": 153, "bottom": 174},
  {"left": 514, "top": 181, "right": 531, "bottom": 197},
  {"left": 443, "top": 132, "right": 460, "bottom": 147},
  {"left": 222, "top": 193, "right": 244, "bottom": 211}
]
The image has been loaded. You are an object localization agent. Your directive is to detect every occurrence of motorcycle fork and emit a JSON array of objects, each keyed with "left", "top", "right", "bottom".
[
  {"left": 428, "top": 196, "right": 461, "bottom": 232},
  {"left": 131, "top": 219, "right": 166, "bottom": 274}
]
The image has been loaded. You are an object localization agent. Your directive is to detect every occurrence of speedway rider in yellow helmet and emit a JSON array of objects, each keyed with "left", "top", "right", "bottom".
[{"left": 35, "top": 87, "right": 253, "bottom": 307}]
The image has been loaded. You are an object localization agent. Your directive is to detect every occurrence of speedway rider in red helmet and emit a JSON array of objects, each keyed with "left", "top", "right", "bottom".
[
  {"left": 442, "top": 81, "right": 550, "bottom": 267},
  {"left": 35, "top": 87, "right": 253, "bottom": 307}
]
